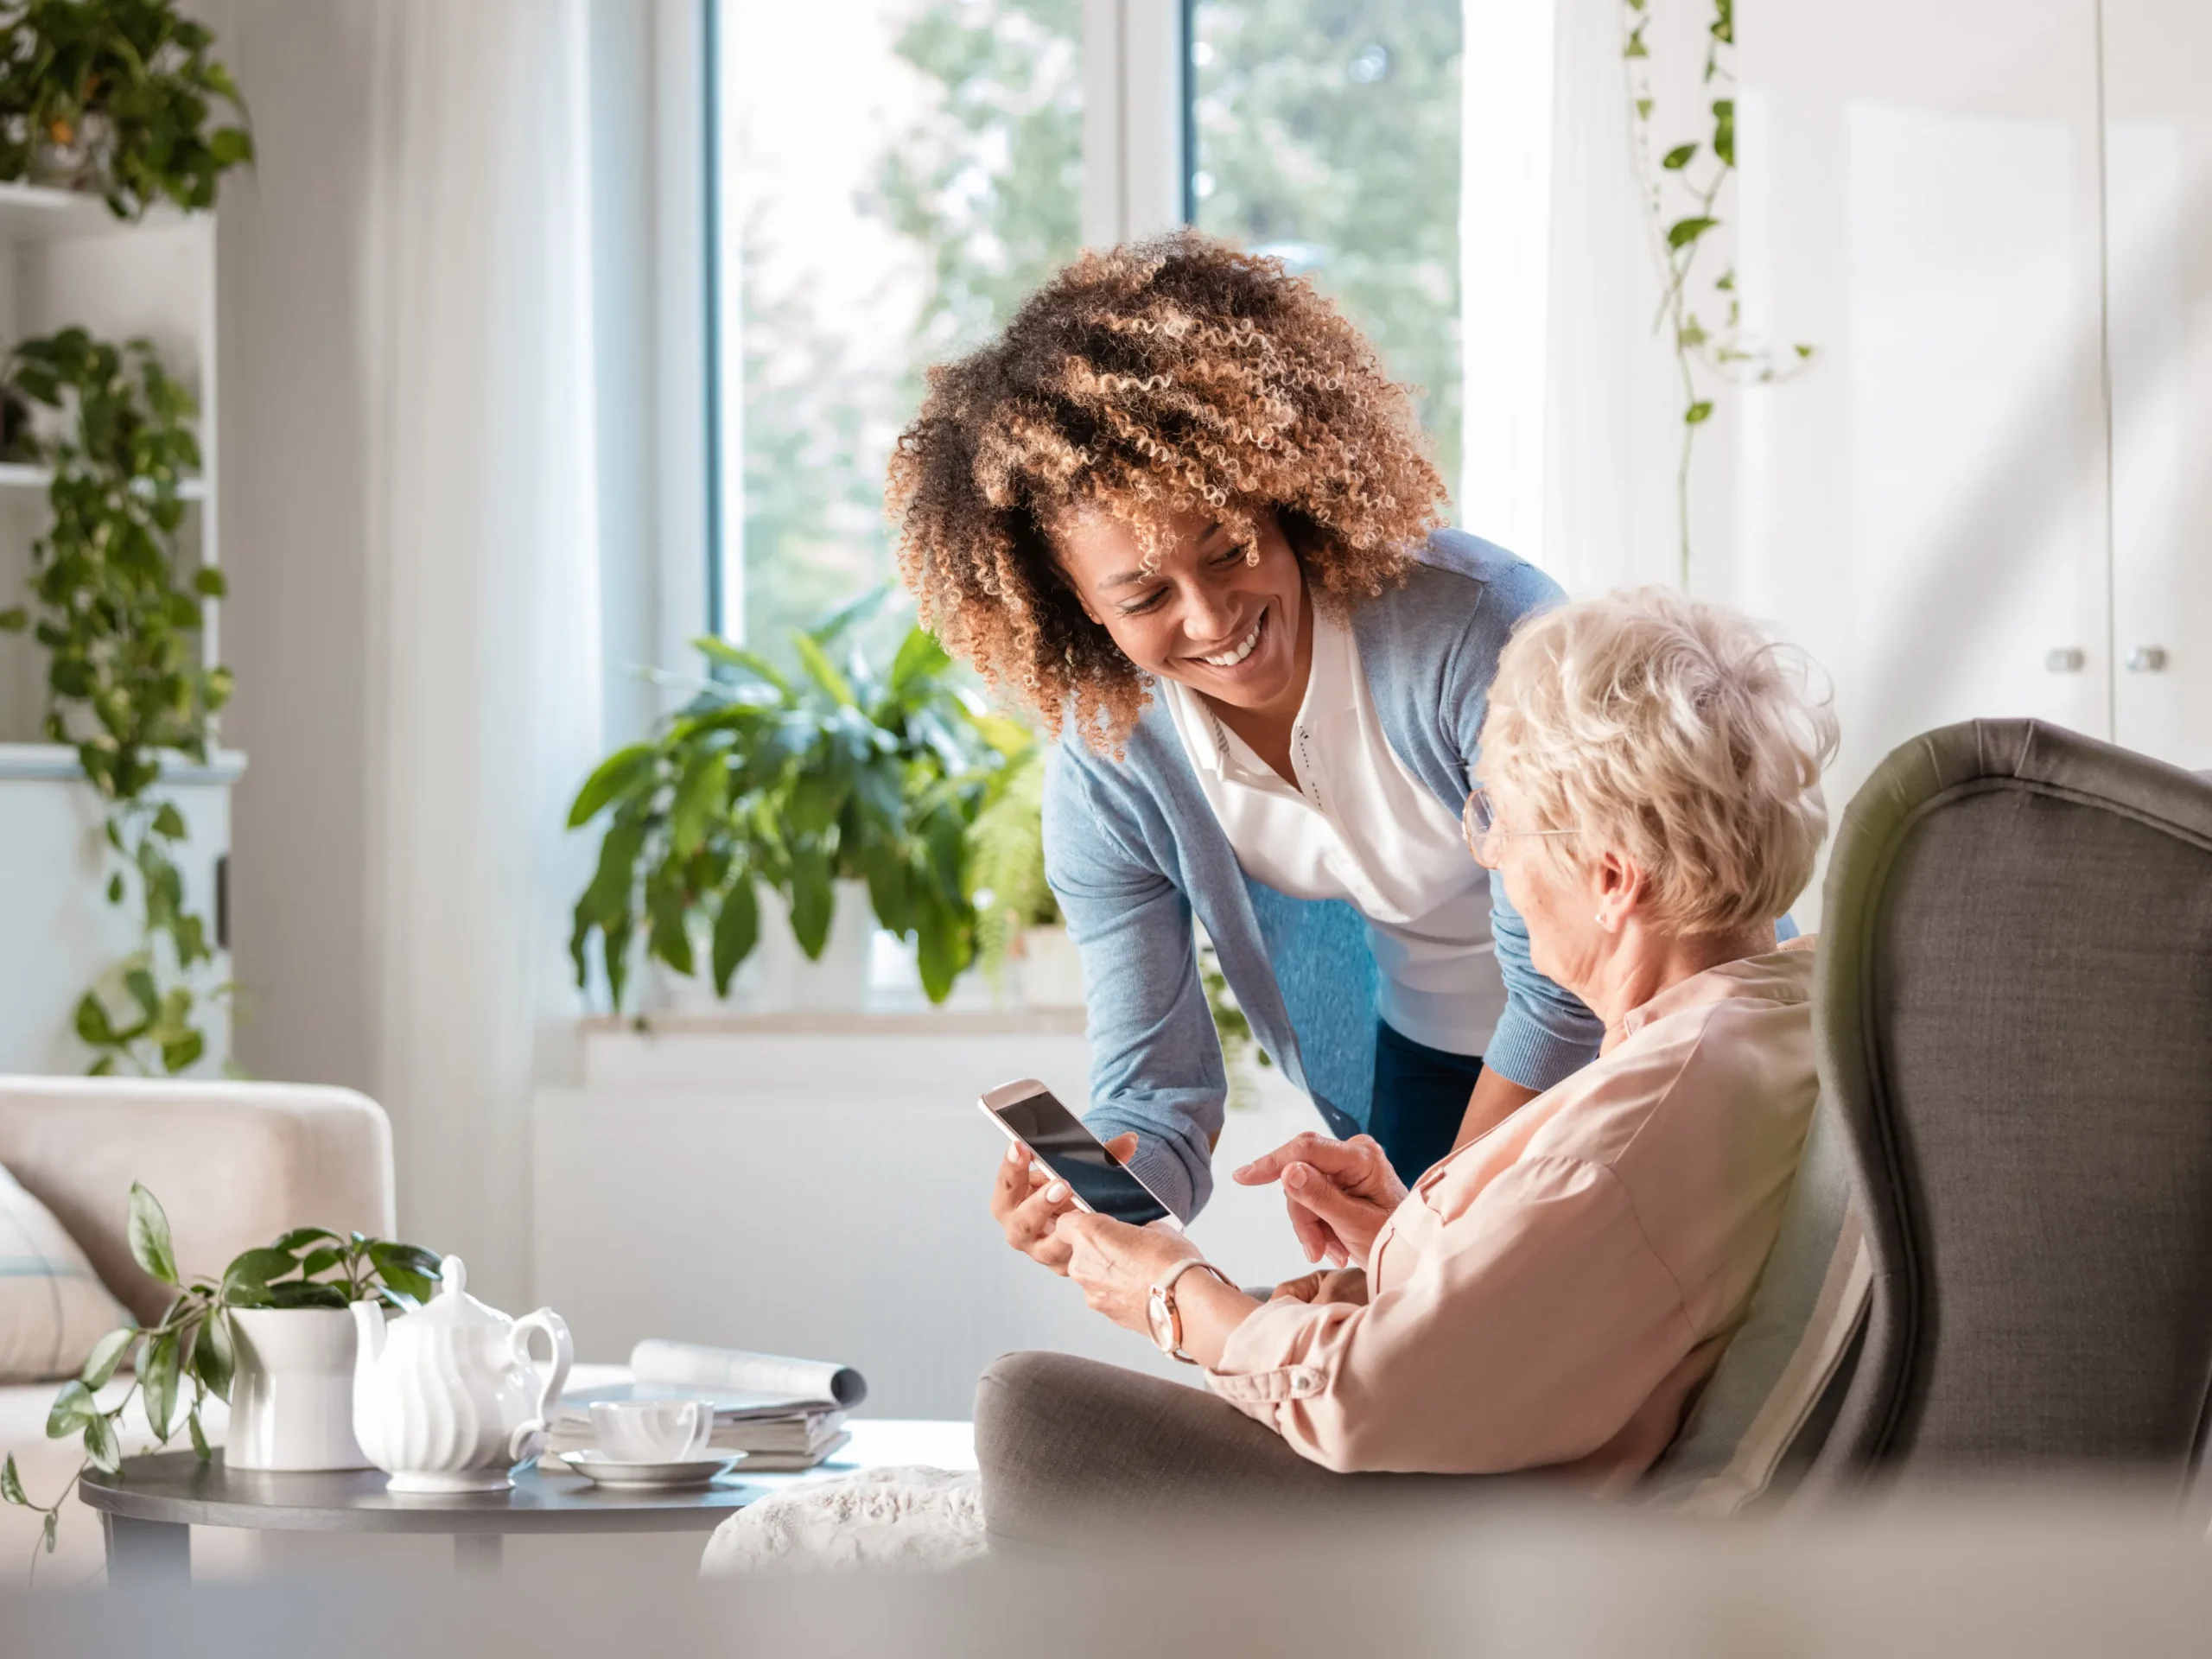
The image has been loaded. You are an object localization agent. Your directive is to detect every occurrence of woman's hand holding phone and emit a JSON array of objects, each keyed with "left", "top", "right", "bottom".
[{"left": 989, "top": 1132, "right": 1140, "bottom": 1274}]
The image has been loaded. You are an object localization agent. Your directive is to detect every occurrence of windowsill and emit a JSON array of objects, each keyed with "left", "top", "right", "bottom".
[
  {"left": 0, "top": 743, "right": 248, "bottom": 785},
  {"left": 578, "top": 1006, "right": 1085, "bottom": 1038}
]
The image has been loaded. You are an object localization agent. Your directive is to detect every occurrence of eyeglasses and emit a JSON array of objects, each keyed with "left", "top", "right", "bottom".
[{"left": 1461, "top": 785, "right": 1576, "bottom": 868}]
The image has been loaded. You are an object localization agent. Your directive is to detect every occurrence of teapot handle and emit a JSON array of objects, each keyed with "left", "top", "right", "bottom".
[{"left": 506, "top": 1307, "right": 575, "bottom": 1464}]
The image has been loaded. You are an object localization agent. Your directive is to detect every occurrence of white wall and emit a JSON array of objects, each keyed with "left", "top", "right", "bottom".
[
  {"left": 213, "top": 0, "right": 381, "bottom": 1097},
  {"left": 534, "top": 1022, "right": 1330, "bottom": 1419}
]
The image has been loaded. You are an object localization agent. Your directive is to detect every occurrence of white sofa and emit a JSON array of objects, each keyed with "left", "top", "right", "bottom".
[{"left": 0, "top": 1077, "right": 394, "bottom": 1583}]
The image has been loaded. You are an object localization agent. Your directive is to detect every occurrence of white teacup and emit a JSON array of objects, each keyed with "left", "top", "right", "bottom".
[{"left": 589, "top": 1398, "right": 715, "bottom": 1462}]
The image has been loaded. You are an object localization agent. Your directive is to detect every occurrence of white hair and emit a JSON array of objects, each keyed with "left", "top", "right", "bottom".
[{"left": 1479, "top": 587, "right": 1840, "bottom": 936}]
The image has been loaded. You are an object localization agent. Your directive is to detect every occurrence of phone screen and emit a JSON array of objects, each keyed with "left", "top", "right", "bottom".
[{"left": 990, "top": 1088, "right": 1172, "bottom": 1225}]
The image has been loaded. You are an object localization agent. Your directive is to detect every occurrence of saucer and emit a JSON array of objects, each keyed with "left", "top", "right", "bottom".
[{"left": 561, "top": 1450, "right": 745, "bottom": 1489}]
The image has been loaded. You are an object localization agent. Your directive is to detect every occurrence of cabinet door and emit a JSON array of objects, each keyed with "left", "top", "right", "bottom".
[
  {"left": 1738, "top": 0, "right": 2112, "bottom": 827},
  {"left": 2103, "top": 0, "right": 2212, "bottom": 772}
]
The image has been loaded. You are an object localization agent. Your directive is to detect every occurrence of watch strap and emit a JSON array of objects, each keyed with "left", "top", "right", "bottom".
[{"left": 1149, "top": 1259, "right": 1234, "bottom": 1363}]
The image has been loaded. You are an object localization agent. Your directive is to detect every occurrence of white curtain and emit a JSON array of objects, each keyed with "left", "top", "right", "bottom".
[
  {"left": 360, "top": 0, "right": 603, "bottom": 1303},
  {"left": 1463, "top": 0, "right": 1734, "bottom": 598}
]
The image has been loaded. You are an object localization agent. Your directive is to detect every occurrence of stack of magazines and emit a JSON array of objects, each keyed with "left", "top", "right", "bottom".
[{"left": 549, "top": 1340, "right": 868, "bottom": 1471}]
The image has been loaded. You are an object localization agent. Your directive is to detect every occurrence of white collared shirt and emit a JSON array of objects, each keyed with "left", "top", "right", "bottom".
[{"left": 1159, "top": 610, "right": 1496, "bottom": 1054}]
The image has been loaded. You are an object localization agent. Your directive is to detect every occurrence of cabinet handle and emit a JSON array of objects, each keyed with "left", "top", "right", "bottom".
[
  {"left": 2044, "top": 647, "right": 2085, "bottom": 673},
  {"left": 2126, "top": 645, "right": 2169, "bottom": 673}
]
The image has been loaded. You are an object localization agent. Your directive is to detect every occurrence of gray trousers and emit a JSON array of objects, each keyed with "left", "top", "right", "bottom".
[{"left": 974, "top": 1351, "right": 1534, "bottom": 1549}]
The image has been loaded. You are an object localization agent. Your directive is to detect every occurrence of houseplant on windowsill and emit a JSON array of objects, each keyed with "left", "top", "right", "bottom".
[
  {"left": 568, "top": 591, "right": 1018, "bottom": 1013},
  {"left": 0, "top": 1185, "right": 441, "bottom": 1562},
  {"left": 967, "top": 734, "right": 1082, "bottom": 1009}
]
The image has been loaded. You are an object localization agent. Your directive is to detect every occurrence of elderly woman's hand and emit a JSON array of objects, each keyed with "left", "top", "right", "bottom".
[
  {"left": 1056, "top": 1211, "right": 1204, "bottom": 1334},
  {"left": 1233, "top": 1133, "right": 1408, "bottom": 1270},
  {"left": 988, "top": 1132, "right": 1141, "bottom": 1273}
]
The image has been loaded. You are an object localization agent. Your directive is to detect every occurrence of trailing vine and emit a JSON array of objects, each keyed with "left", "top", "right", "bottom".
[
  {"left": 1622, "top": 0, "right": 1815, "bottom": 584},
  {"left": 0, "top": 329, "right": 231, "bottom": 1074}
]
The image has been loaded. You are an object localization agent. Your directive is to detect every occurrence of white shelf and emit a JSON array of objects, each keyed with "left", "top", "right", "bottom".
[
  {"left": 0, "top": 741, "right": 246, "bottom": 785},
  {"left": 0, "top": 461, "right": 207, "bottom": 500},
  {"left": 0, "top": 181, "right": 194, "bottom": 243}
]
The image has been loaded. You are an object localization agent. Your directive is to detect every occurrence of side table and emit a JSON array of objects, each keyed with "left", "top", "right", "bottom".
[{"left": 77, "top": 1419, "right": 976, "bottom": 1582}]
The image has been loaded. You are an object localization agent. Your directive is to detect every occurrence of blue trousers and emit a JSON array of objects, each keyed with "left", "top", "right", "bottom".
[{"left": 1365, "top": 1019, "right": 1485, "bottom": 1185}]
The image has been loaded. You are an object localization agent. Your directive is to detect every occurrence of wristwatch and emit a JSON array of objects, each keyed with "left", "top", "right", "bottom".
[{"left": 1147, "top": 1258, "right": 1235, "bottom": 1363}]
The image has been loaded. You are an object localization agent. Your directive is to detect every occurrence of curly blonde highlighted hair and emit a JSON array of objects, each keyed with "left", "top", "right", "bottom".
[
  {"left": 1481, "top": 588, "right": 1840, "bottom": 938},
  {"left": 887, "top": 231, "right": 1448, "bottom": 747}
]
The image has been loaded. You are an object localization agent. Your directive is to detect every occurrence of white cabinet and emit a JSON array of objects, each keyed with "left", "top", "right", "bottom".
[
  {"left": 2104, "top": 0, "right": 2212, "bottom": 772},
  {"left": 1737, "top": 0, "right": 2117, "bottom": 823},
  {"left": 1733, "top": 0, "right": 2209, "bottom": 837}
]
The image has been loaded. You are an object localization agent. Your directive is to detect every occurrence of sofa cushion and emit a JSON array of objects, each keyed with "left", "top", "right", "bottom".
[{"left": 0, "top": 1163, "right": 133, "bottom": 1383}]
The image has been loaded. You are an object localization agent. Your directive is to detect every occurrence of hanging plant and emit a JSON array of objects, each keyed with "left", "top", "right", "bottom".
[
  {"left": 0, "top": 327, "right": 231, "bottom": 1075},
  {"left": 1622, "top": 0, "right": 1815, "bottom": 583},
  {"left": 0, "top": 0, "right": 252, "bottom": 219}
]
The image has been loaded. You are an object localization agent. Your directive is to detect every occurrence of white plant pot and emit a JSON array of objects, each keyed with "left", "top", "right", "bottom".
[
  {"left": 752, "top": 879, "right": 876, "bottom": 1012},
  {"left": 224, "top": 1306, "right": 372, "bottom": 1471},
  {"left": 1019, "top": 924, "right": 1086, "bottom": 1010}
]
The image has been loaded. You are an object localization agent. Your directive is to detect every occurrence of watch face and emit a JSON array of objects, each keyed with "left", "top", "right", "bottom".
[{"left": 1147, "top": 1287, "right": 1175, "bottom": 1352}]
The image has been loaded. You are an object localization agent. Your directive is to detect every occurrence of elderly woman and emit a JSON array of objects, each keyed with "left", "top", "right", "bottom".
[{"left": 976, "top": 588, "right": 1838, "bottom": 1540}]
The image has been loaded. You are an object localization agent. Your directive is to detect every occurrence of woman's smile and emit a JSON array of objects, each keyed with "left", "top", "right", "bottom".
[{"left": 1189, "top": 606, "right": 1268, "bottom": 673}]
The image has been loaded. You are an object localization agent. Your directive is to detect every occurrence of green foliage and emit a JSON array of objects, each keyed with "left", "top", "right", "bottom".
[
  {"left": 0, "top": 0, "right": 252, "bottom": 219},
  {"left": 0, "top": 1184, "right": 439, "bottom": 1570},
  {"left": 1622, "top": 0, "right": 1816, "bottom": 583},
  {"left": 1190, "top": 0, "right": 1465, "bottom": 498},
  {"left": 967, "top": 734, "right": 1059, "bottom": 982},
  {"left": 569, "top": 593, "right": 1009, "bottom": 1008},
  {"left": 0, "top": 327, "right": 228, "bottom": 1075},
  {"left": 1199, "top": 934, "right": 1272, "bottom": 1110}
]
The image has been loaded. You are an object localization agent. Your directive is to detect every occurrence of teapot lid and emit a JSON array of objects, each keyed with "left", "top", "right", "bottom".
[{"left": 406, "top": 1256, "right": 505, "bottom": 1328}]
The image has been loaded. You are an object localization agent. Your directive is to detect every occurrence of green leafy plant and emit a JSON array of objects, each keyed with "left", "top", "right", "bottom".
[
  {"left": 0, "top": 0, "right": 251, "bottom": 219},
  {"left": 0, "top": 327, "right": 230, "bottom": 1075},
  {"left": 967, "top": 734, "right": 1060, "bottom": 983},
  {"left": 0, "top": 1185, "right": 439, "bottom": 1567},
  {"left": 569, "top": 592, "right": 1015, "bottom": 1009},
  {"left": 1199, "top": 935, "right": 1272, "bottom": 1111},
  {"left": 1622, "top": 0, "right": 1815, "bottom": 582}
]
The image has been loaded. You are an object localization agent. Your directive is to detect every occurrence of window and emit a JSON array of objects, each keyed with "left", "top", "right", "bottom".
[
  {"left": 709, "top": 0, "right": 1084, "bottom": 654},
  {"left": 1186, "top": 0, "right": 1465, "bottom": 502},
  {"left": 706, "top": 0, "right": 1467, "bottom": 645}
]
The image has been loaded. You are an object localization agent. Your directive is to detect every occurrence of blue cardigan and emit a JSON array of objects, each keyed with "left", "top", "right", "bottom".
[{"left": 1042, "top": 531, "right": 1605, "bottom": 1220}]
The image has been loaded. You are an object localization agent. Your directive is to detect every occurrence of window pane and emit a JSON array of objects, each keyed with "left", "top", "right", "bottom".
[
  {"left": 715, "top": 0, "right": 1084, "bottom": 657},
  {"left": 1189, "top": 1, "right": 1465, "bottom": 502}
]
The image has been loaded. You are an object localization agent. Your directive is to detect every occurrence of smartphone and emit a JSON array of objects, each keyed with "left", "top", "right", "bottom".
[{"left": 979, "top": 1078, "right": 1179, "bottom": 1228}]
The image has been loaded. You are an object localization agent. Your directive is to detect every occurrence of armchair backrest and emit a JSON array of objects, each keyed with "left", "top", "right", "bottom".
[
  {"left": 0, "top": 1077, "right": 395, "bottom": 1324},
  {"left": 1808, "top": 720, "right": 2212, "bottom": 1491}
]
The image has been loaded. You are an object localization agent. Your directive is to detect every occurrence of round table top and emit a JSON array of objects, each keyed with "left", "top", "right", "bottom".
[
  {"left": 78, "top": 1452, "right": 763, "bottom": 1535},
  {"left": 75, "top": 1420, "right": 976, "bottom": 1537}
]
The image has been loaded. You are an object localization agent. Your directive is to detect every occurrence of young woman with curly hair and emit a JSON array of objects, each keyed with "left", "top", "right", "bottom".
[{"left": 888, "top": 231, "right": 1604, "bottom": 1272}]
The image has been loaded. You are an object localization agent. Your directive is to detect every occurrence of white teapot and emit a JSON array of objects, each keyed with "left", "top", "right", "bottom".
[{"left": 351, "top": 1255, "right": 574, "bottom": 1492}]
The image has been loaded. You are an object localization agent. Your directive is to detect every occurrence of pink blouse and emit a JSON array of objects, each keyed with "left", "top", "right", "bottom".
[{"left": 1205, "top": 949, "right": 1817, "bottom": 1491}]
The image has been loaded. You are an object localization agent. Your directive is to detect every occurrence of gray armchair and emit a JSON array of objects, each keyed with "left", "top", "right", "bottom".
[{"left": 1803, "top": 718, "right": 2212, "bottom": 1492}]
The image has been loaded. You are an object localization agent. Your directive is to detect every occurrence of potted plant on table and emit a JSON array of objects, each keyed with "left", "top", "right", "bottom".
[
  {"left": 568, "top": 592, "right": 1020, "bottom": 1010},
  {"left": 0, "top": 1185, "right": 440, "bottom": 1561}
]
